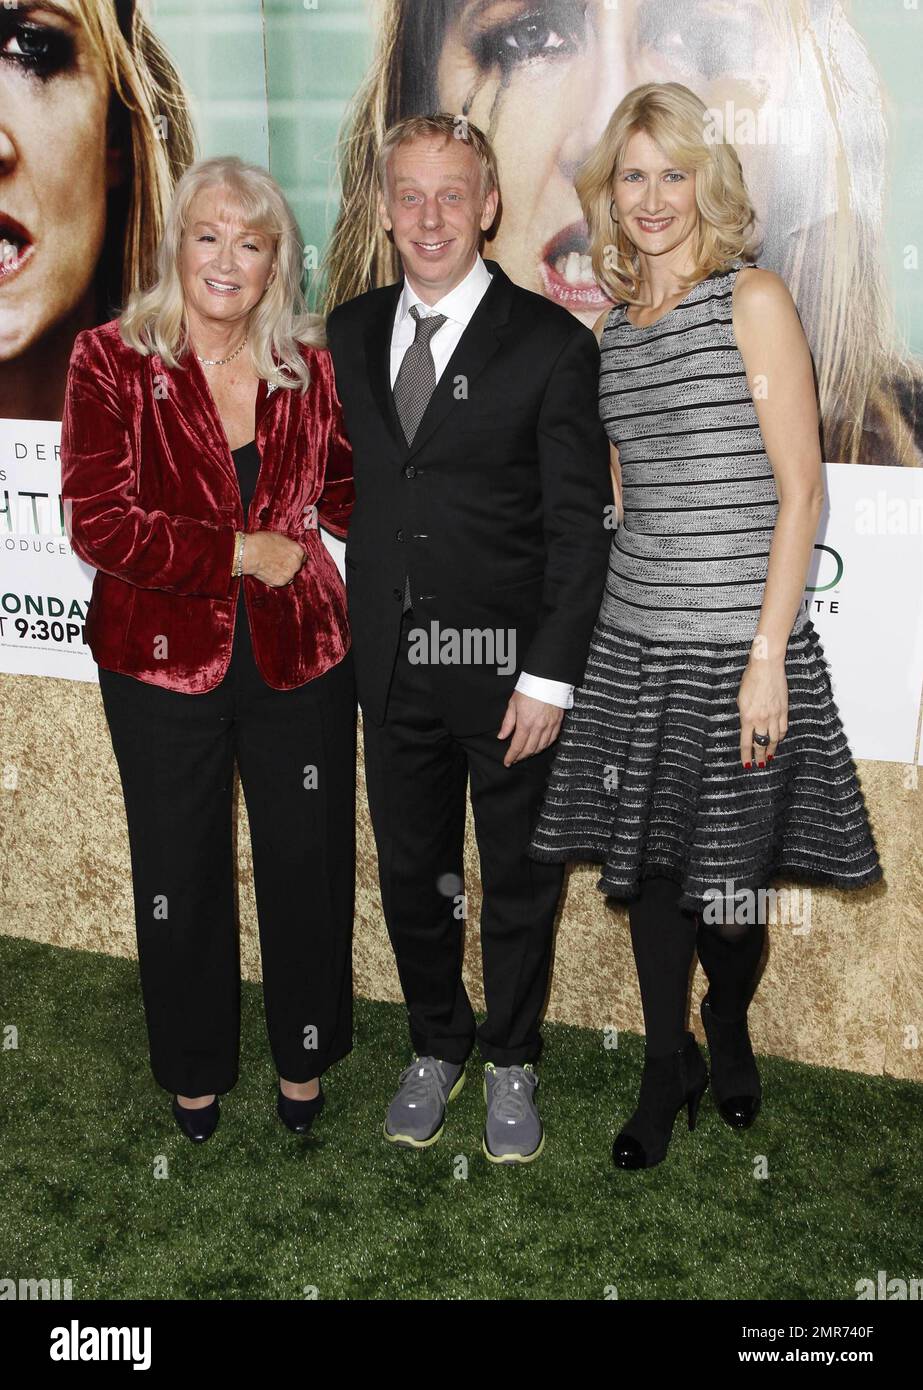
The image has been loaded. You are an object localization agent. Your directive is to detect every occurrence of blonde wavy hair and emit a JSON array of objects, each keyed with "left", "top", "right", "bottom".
[
  {"left": 577, "top": 83, "right": 761, "bottom": 305},
  {"left": 120, "top": 156, "right": 324, "bottom": 391}
]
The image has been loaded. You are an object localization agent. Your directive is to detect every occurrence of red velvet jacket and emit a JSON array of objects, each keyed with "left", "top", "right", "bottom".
[{"left": 60, "top": 320, "right": 354, "bottom": 693}]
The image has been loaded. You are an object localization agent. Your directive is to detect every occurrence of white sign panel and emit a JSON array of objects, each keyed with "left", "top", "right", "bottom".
[
  {"left": 1, "top": 426, "right": 920, "bottom": 764},
  {"left": 0, "top": 419, "right": 96, "bottom": 682},
  {"left": 803, "top": 463, "right": 923, "bottom": 767}
]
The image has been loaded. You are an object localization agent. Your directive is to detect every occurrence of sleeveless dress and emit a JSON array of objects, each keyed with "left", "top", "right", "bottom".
[{"left": 527, "top": 259, "right": 882, "bottom": 912}]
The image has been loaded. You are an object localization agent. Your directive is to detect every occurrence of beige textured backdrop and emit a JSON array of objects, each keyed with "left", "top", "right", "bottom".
[{"left": 1, "top": 671, "right": 919, "bottom": 1081}]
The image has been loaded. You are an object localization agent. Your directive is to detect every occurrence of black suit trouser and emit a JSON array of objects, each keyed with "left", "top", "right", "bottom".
[
  {"left": 361, "top": 606, "right": 565, "bottom": 1067},
  {"left": 96, "top": 600, "right": 356, "bottom": 1097}
]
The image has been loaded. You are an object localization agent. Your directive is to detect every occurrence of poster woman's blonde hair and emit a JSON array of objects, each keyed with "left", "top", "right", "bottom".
[{"left": 72, "top": 0, "right": 196, "bottom": 311}]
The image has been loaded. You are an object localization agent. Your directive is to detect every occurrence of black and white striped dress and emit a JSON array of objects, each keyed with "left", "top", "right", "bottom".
[{"left": 528, "top": 259, "right": 882, "bottom": 910}]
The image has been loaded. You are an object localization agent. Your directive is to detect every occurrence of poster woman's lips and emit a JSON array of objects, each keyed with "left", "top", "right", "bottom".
[
  {"left": 540, "top": 219, "right": 610, "bottom": 310},
  {"left": 0, "top": 214, "right": 35, "bottom": 285}
]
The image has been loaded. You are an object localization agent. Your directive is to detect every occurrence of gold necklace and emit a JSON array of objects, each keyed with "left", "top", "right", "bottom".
[{"left": 195, "top": 336, "right": 248, "bottom": 368}]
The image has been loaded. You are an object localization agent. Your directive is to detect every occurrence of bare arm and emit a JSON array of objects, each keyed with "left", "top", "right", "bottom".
[{"left": 732, "top": 269, "right": 826, "bottom": 766}]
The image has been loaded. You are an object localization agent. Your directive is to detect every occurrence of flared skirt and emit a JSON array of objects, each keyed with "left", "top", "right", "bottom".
[{"left": 527, "top": 619, "right": 882, "bottom": 913}]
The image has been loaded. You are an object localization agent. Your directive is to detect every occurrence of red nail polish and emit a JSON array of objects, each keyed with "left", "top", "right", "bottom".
[
  {"left": 744, "top": 762, "right": 751, "bottom": 769},
  {"left": 767, "top": 755, "right": 774, "bottom": 763},
  {"left": 757, "top": 761, "right": 765, "bottom": 768}
]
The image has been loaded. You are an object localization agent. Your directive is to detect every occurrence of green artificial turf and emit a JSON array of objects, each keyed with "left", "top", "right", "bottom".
[{"left": 0, "top": 934, "right": 920, "bottom": 1300}]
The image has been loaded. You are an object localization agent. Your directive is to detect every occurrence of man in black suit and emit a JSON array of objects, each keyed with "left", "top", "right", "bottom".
[{"left": 326, "top": 113, "right": 611, "bottom": 1163}]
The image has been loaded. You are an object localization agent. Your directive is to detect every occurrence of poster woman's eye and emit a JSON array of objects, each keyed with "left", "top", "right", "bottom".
[
  {"left": 637, "top": 0, "right": 760, "bottom": 80},
  {"left": 467, "top": 1, "right": 587, "bottom": 77},
  {"left": 0, "top": 18, "right": 75, "bottom": 81}
]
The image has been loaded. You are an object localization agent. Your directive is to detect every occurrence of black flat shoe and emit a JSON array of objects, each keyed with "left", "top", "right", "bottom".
[
  {"left": 277, "top": 1083, "right": 325, "bottom": 1134},
  {"left": 700, "top": 994, "right": 762, "bottom": 1129},
  {"left": 612, "top": 1033, "right": 709, "bottom": 1170},
  {"left": 172, "top": 1095, "right": 220, "bottom": 1143}
]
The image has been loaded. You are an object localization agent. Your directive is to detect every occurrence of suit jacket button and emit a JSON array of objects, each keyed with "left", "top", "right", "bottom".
[
  {"left": 392, "top": 588, "right": 403, "bottom": 601},
  {"left": 403, "top": 464, "right": 417, "bottom": 479},
  {"left": 396, "top": 528, "right": 404, "bottom": 542}
]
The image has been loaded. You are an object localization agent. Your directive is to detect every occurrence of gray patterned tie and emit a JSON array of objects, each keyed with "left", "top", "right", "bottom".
[{"left": 393, "top": 304, "right": 447, "bottom": 611}]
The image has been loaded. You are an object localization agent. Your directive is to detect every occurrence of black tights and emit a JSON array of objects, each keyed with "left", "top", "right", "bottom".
[{"left": 627, "top": 875, "right": 765, "bottom": 1056}]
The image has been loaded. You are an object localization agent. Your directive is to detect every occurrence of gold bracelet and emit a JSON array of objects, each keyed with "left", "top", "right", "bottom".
[{"left": 232, "top": 531, "right": 246, "bottom": 579}]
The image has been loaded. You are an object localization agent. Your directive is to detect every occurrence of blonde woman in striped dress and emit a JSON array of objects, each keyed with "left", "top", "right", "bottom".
[{"left": 529, "top": 83, "right": 881, "bottom": 1170}]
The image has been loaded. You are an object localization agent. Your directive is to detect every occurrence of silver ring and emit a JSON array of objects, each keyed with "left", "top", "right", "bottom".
[{"left": 753, "top": 731, "right": 771, "bottom": 747}]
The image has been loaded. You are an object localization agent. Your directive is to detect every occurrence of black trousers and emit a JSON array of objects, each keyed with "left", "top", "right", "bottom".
[
  {"left": 361, "top": 606, "right": 565, "bottom": 1067},
  {"left": 97, "top": 593, "right": 357, "bottom": 1097}
]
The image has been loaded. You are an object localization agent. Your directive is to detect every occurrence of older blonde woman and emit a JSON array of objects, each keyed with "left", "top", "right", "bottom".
[
  {"left": 60, "top": 156, "right": 356, "bottom": 1143},
  {"left": 528, "top": 83, "right": 881, "bottom": 1169}
]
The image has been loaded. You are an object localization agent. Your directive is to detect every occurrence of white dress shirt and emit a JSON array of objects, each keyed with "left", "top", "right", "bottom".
[{"left": 389, "top": 253, "right": 574, "bottom": 710}]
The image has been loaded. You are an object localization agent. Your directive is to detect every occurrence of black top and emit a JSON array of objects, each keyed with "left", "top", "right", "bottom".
[
  {"left": 229, "top": 439, "right": 261, "bottom": 677},
  {"left": 231, "top": 438, "right": 260, "bottom": 520}
]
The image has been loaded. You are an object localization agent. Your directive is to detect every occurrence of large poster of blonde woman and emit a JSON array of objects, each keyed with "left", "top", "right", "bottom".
[
  {"left": 2, "top": 0, "right": 921, "bottom": 756},
  {"left": 316, "top": 0, "right": 922, "bottom": 469}
]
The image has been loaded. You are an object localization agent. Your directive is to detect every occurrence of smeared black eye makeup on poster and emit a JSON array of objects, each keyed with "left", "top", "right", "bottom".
[
  {"left": 459, "top": 0, "right": 587, "bottom": 79},
  {"left": 0, "top": 7, "right": 76, "bottom": 82}
]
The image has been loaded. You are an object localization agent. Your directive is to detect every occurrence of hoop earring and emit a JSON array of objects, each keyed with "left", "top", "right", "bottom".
[{"left": 609, "top": 199, "right": 618, "bottom": 224}]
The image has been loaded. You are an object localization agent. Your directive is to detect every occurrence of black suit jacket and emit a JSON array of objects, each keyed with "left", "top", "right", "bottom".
[{"left": 326, "top": 258, "right": 612, "bottom": 735}]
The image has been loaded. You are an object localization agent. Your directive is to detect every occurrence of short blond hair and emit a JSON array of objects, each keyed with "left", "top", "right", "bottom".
[
  {"left": 577, "top": 82, "right": 761, "bottom": 305},
  {"left": 119, "top": 156, "right": 324, "bottom": 391},
  {"left": 377, "top": 113, "right": 500, "bottom": 212}
]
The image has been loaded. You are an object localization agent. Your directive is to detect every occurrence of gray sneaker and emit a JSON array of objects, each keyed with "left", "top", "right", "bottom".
[
  {"left": 383, "top": 1055, "right": 466, "bottom": 1149},
  {"left": 482, "top": 1062, "right": 545, "bottom": 1164}
]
